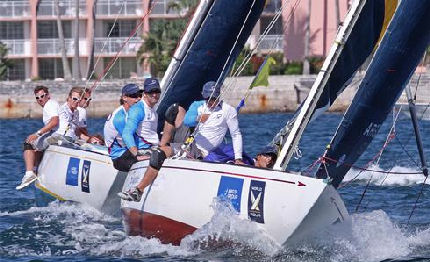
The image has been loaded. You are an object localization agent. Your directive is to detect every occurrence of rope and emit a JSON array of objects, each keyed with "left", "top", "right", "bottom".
[
  {"left": 89, "top": 1, "right": 156, "bottom": 93},
  {"left": 408, "top": 175, "right": 428, "bottom": 224}
]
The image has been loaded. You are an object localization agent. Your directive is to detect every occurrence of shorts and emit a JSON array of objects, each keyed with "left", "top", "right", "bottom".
[
  {"left": 112, "top": 150, "right": 138, "bottom": 172},
  {"left": 22, "top": 131, "right": 53, "bottom": 151}
]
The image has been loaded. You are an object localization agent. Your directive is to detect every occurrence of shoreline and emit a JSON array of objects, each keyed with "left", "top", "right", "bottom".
[{"left": 1, "top": 73, "right": 428, "bottom": 118}]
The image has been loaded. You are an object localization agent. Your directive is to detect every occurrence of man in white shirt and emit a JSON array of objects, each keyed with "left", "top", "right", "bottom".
[
  {"left": 55, "top": 87, "right": 84, "bottom": 140},
  {"left": 77, "top": 89, "right": 92, "bottom": 141},
  {"left": 183, "top": 81, "right": 244, "bottom": 164},
  {"left": 18, "top": 86, "right": 59, "bottom": 190}
]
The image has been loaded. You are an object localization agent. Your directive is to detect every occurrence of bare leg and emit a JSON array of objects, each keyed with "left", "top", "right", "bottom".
[
  {"left": 159, "top": 122, "right": 175, "bottom": 147},
  {"left": 136, "top": 166, "right": 159, "bottom": 192},
  {"left": 23, "top": 149, "right": 35, "bottom": 172},
  {"left": 34, "top": 151, "right": 44, "bottom": 172}
]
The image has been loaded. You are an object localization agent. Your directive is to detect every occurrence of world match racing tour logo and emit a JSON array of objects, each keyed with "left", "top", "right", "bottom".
[{"left": 248, "top": 180, "right": 266, "bottom": 223}]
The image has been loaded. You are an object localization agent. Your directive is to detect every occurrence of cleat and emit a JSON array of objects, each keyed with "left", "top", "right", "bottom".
[{"left": 118, "top": 187, "right": 143, "bottom": 202}]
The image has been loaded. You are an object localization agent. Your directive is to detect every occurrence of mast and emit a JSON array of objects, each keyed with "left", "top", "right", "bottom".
[
  {"left": 273, "top": 0, "right": 367, "bottom": 171},
  {"left": 405, "top": 86, "right": 429, "bottom": 177}
]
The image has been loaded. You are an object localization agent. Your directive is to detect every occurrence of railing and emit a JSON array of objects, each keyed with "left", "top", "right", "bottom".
[
  {"left": 248, "top": 35, "right": 283, "bottom": 51},
  {"left": 0, "top": 1, "right": 30, "bottom": 18},
  {"left": 96, "top": 0, "right": 144, "bottom": 16},
  {"left": 94, "top": 37, "right": 143, "bottom": 55},
  {"left": 37, "top": 38, "right": 87, "bottom": 55},
  {"left": 37, "top": 0, "right": 86, "bottom": 17},
  {"left": 151, "top": 0, "right": 186, "bottom": 15},
  {"left": 2, "top": 39, "right": 31, "bottom": 56}
]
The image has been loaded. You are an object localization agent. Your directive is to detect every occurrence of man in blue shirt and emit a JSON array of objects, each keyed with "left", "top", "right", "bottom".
[
  {"left": 118, "top": 78, "right": 186, "bottom": 201},
  {"left": 104, "top": 84, "right": 143, "bottom": 171}
]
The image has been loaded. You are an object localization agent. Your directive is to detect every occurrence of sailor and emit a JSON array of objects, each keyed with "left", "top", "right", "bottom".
[
  {"left": 76, "top": 88, "right": 92, "bottom": 141},
  {"left": 104, "top": 84, "right": 143, "bottom": 171},
  {"left": 253, "top": 145, "right": 278, "bottom": 168},
  {"left": 54, "top": 86, "right": 85, "bottom": 141},
  {"left": 17, "top": 85, "right": 59, "bottom": 190},
  {"left": 183, "top": 81, "right": 244, "bottom": 164},
  {"left": 118, "top": 78, "right": 168, "bottom": 201},
  {"left": 118, "top": 102, "right": 187, "bottom": 202}
]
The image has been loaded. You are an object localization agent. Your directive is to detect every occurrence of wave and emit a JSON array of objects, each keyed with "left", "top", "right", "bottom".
[{"left": 342, "top": 164, "right": 428, "bottom": 186}]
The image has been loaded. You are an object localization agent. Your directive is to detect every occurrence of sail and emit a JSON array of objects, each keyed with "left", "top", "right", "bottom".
[
  {"left": 157, "top": 0, "right": 266, "bottom": 129},
  {"left": 312, "top": 0, "right": 397, "bottom": 119},
  {"left": 271, "top": 0, "right": 397, "bottom": 169},
  {"left": 316, "top": 0, "right": 430, "bottom": 188}
]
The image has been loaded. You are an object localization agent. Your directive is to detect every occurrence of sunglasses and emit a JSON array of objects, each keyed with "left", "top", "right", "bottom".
[
  {"left": 71, "top": 97, "right": 81, "bottom": 101},
  {"left": 84, "top": 97, "right": 92, "bottom": 101},
  {"left": 145, "top": 90, "right": 161, "bottom": 95},
  {"left": 126, "top": 93, "right": 142, "bottom": 98},
  {"left": 35, "top": 93, "right": 46, "bottom": 100}
]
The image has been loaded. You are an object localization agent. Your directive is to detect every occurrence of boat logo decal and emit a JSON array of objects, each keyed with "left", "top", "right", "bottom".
[
  {"left": 66, "top": 157, "right": 80, "bottom": 186},
  {"left": 81, "top": 160, "right": 91, "bottom": 193},
  {"left": 217, "top": 176, "right": 244, "bottom": 213},
  {"left": 363, "top": 122, "right": 381, "bottom": 137},
  {"left": 248, "top": 180, "right": 266, "bottom": 223}
]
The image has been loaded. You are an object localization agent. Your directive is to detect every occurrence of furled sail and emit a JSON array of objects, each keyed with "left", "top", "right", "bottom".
[
  {"left": 316, "top": 0, "right": 430, "bottom": 188},
  {"left": 271, "top": 0, "right": 397, "bottom": 169},
  {"left": 157, "top": 0, "right": 266, "bottom": 129}
]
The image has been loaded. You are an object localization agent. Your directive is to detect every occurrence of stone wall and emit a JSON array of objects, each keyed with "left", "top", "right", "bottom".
[{"left": 0, "top": 72, "right": 428, "bottom": 118}]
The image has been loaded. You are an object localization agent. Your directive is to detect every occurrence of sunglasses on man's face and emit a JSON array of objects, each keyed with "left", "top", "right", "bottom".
[
  {"left": 71, "top": 97, "right": 81, "bottom": 101},
  {"left": 126, "top": 93, "right": 141, "bottom": 98},
  {"left": 35, "top": 93, "right": 46, "bottom": 100},
  {"left": 146, "top": 90, "right": 161, "bottom": 95},
  {"left": 84, "top": 97, "right": 92, "bottom": 101}
]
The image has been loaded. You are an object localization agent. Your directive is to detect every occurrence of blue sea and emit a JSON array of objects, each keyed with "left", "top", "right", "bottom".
[{"left": 1, "top": 113, "right": 430, "bottom": 261}]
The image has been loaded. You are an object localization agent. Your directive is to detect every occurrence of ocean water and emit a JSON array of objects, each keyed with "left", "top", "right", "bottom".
[{"left": 1, "top": 113, "right": 430, "bottom": 261}]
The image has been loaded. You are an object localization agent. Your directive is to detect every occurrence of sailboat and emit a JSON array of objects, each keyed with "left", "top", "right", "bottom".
[{"left": 34, "top": 0, "right": 430, "bottom": 247}]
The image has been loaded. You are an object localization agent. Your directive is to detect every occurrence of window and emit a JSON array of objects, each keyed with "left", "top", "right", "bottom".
[
  {"left": 105, "top": 20, "right": 136, "bottom": 37},
  {"left": 103, "top": 57, "right": 137, "bottom": 79},
  {"left": 37, "top": 21, "right": 72, "bottom": 38},
  {"left": 7, "top": 59, "right": 25, "bottom": 80},
  {"left": 0, "top": 22, "right": 24, "bottom": 39},
  {"left": 39, "top": 58, "right": 72, "bottom": 79}
]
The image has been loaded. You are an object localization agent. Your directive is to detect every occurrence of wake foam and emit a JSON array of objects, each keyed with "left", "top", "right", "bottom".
[
  {"left": 277, "top": 210, "right": 430, "bottom": 262},
  {"left": 342, "top": 164, "right": 428, "bottom": 186}
]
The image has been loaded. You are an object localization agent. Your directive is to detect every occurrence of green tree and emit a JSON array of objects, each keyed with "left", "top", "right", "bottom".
[
  {"left": 139, "top": 0, "right": 198, "bottom": 77},
  {"left": 0, "top": 42, "right": 13, "bottom": 80}
]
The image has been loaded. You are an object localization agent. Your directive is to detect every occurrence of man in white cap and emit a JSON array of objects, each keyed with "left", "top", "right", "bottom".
[{"left": 183, "top": 81, "right": 244, "bottom": 164}]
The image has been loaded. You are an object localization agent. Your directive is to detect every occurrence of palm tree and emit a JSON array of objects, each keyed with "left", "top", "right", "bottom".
[
  {"left": 54, "top": 0, "right": 72, "bottom": 80},
  {"left": 138, "top": 0, "right": 198, "bottom": 77},
  {"left": 73, "top": 0, "right": 81, "bottom": 80},
  {"left": 86, "top": 0, "right": 97, "bottom": 79},
  {"left": 303, "top": 0, "right": 311, "bottom": 75},
  {"left": 0, "top": 42, "right": 13, "bottom": 80}
]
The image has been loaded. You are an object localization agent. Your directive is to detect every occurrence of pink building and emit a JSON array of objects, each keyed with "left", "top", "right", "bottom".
[
  {"left": 282, "top": 0, "right": 350, "bottom": 61},
  {"left": 1, "top": 0, "right": 347, "bottom": 80}
]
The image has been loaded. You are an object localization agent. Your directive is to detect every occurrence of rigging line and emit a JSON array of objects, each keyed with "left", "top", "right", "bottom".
[
  {"left": 222, "top": 0, "right": 302, "bottom": 99},
  {"left": 407, "top": 175, "right": 428, "bottom": 224},
  {"left": 338, "top": 108, "right": 402, "bottom": 188},
  {"left": 83, "top": 0, "right": 127, "bottom": 93},
  {"left": 89, "top": 1, "right": 156, "bottom": 93}
]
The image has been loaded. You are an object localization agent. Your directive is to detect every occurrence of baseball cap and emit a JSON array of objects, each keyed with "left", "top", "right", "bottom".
[
  {"left": 122, "top": 83, "right": 142, "bottom": 96},
  {"left": 144, "top": 78, "right": 161, "bottom": 93},
  {"left": 201, "top": 81, "right": 221, "bottom": 99},
  {"left": 258, "top": 145, "right": 278, "bottom": 158}
]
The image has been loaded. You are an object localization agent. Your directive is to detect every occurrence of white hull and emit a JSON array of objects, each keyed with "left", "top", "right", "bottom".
[
  {"left": 121, "top": 159, "right": 349, "bottom": 246},
  {"left": 36, "top": 145, "right": 127, "bottom": 215}
]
